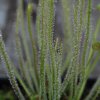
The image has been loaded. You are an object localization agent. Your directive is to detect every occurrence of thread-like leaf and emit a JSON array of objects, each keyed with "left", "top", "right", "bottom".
[
  {"left": 0, "top": 32, "right": 24, "bottom": 100},
  {"left": 26, "top": 2, "right": 39, "bottom": 92}
]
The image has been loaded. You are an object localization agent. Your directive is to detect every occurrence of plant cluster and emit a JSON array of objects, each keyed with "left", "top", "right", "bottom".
[{"left": 0, "top": 0, "right": 100, "bottom": 100}]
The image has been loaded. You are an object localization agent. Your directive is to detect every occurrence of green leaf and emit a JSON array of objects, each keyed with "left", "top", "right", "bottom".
[{"left": 96, "top": 4, "right": 100, "bottom": 10}]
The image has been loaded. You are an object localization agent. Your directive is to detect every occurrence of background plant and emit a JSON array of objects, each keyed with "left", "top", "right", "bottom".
[{"left": 0, "top": 0, "right": 100, "bottom": 100}]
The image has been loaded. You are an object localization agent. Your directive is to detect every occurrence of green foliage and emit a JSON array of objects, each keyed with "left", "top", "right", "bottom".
[
  {"left": 0, "top": 0, "right": 100, "bottom": 100},
  {"left": 0, "top": 90, "right": 15, "bottom": 100},
  {"left": 0, "top": 31, "right": 24, "bottom": 100}
]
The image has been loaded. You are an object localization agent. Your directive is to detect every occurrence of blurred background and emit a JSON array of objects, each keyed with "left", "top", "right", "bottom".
[{"left": 0, "top": 0, "right": 100, "bottom": 99}]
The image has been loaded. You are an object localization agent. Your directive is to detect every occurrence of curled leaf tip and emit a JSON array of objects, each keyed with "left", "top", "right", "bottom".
[
  {"left": 92, "top": 42, "right": 100, "bottom": 51},
  {"left": 27, "top": 3, "right": 33, "bottom": 14}
]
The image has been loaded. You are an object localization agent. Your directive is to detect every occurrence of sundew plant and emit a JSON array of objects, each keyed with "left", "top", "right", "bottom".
[{"left": 0, "top": 0, "right": 100, "bottom": 100}]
